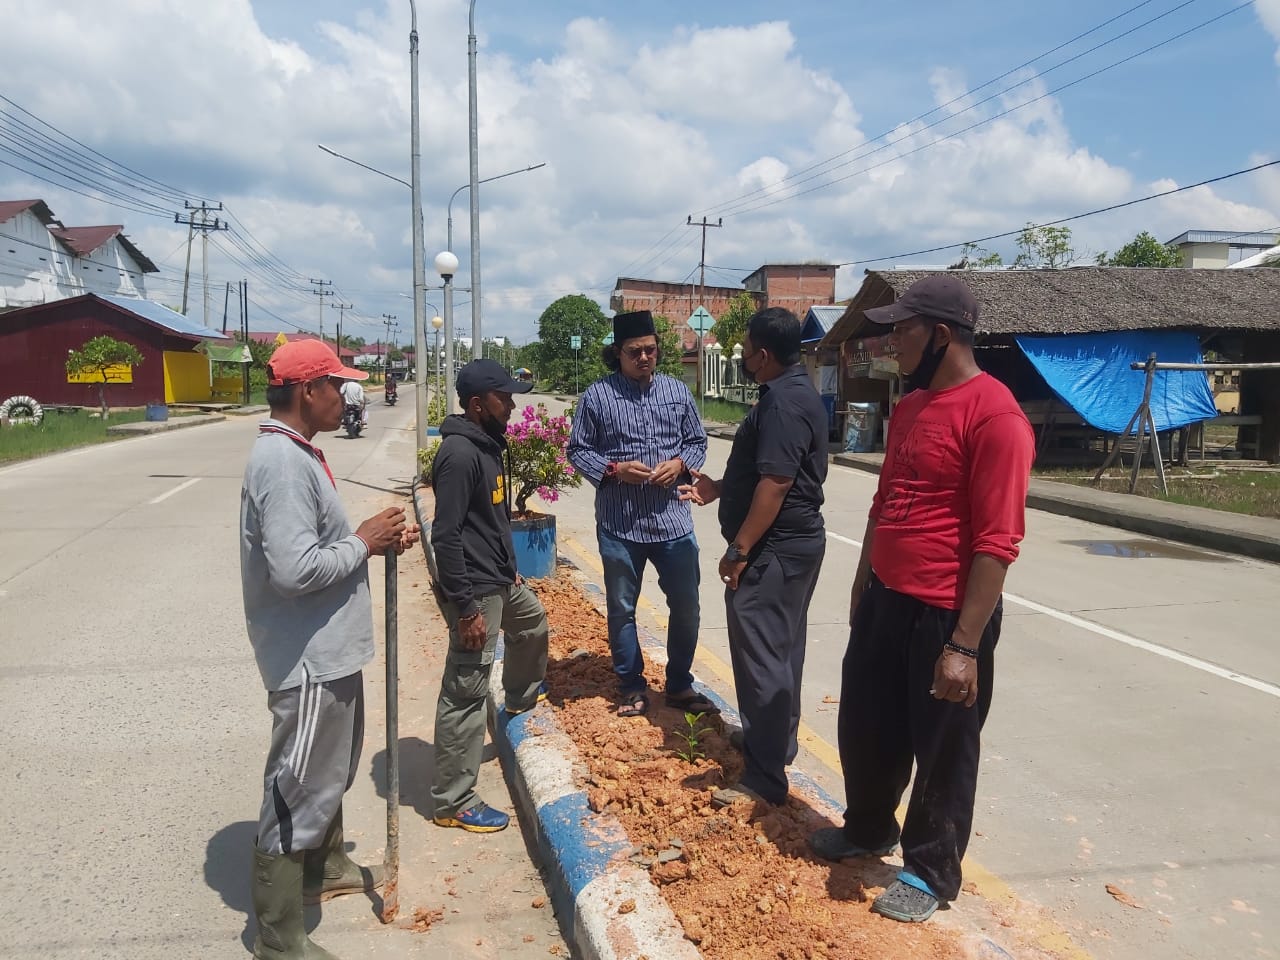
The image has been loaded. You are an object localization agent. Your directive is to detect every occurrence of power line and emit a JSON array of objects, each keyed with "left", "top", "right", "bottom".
[
  {"left": 837, "top": 158, "right": 1280, "bottom": 267},
  {"left": 723, "top": 0, "right": 1253, "bottom": 221},
  {"left": 704, "top": 0, "right": 1194, "bottom": 219}
]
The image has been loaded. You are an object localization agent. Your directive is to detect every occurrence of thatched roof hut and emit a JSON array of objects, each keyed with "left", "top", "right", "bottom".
[
  {"left": 820, "top": 267, "right": 1280, "bottom": 346},
  {"left": 820, "top": 267, "right": 1280, "bottom": 461}
]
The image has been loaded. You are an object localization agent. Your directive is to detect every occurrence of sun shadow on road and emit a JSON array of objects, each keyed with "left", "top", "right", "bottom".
[
  {"left": 368, "top": 735, "right": 500, "bottom": 824},
  {"left": 204, "top": 820, "right": 257, "bottom": 952}
]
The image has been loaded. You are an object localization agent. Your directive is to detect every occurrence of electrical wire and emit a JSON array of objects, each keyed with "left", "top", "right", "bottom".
[{"left": 837, "top": 158, "right": 1280, "bottom": 266}]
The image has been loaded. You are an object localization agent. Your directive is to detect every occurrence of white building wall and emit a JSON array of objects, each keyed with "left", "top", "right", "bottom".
[
  {"left": 0, "top": 208, "right": 78, "bottom": 308},
  {"left": 0, "top": 211, "right": 148, "bottom": 308}
]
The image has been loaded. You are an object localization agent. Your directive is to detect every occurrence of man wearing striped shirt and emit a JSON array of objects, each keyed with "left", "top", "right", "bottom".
[{"left": 568, "top": 310, "right": 713, "bottom": 718}]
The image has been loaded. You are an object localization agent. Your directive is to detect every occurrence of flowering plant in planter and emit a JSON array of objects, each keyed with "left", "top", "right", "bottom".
[{"left": 506, "top": 402, "right": 581, "bottom": 515}]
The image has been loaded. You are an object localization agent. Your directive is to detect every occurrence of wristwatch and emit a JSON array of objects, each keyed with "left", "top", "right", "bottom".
[
  {"left": 603, "top": 462, "right": 618, "bottom": 481},
  {"left": 723, "top": 541, "right": 748, "bottom": 563}
]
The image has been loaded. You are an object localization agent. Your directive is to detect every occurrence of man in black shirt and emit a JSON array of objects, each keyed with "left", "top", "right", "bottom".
[{"left": 681, "top": 307, "right": 828, "bottom": 808}]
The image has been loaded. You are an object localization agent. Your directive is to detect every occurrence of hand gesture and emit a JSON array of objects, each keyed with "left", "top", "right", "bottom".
[
  {"left": 678, "top": 468, "right": 720, "bottom": 506},
  {"left": 355, "top": 507, "right": 407, "bottom": 554},
  {"left": 395, "top": 523, "right": 421, "bottom": 555},
  {"left": 616, "top": 460, "right": 655, "bottom": 485},
  {"left": 649, "top": 458, "right": 684, "bottom": 488},
  {"left": 931, "top": 645, "right": 978, "bottom": 708}
]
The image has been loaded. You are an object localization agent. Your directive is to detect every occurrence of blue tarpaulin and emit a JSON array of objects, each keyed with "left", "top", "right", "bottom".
[{"left": 1015, "top": 331, "right": 1218, "bottom": 434}]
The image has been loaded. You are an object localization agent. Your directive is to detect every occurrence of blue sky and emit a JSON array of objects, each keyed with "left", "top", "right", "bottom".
[{"left": 2, "top": 0, "right": 1278, "bottom": 343}]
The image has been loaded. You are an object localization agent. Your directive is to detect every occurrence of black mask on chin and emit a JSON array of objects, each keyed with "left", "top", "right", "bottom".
[
  {"left": 904, "top": 329, "right": 949, "bottom": 392},
  {"left": 479, "top": 409, "right": 507, "bottom": 440}
]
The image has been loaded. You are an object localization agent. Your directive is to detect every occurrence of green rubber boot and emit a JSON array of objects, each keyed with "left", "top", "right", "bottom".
[
  {"left": 250, "top": 848, "right": 340, "bottom": 960},
  {"left": 303, "top": 807, "right": 385, "bottom": 904}
]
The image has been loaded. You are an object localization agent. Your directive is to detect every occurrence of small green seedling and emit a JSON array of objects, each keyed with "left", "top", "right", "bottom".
[{"left": 673, "top": 711, "right": 710, "bottom": 764}]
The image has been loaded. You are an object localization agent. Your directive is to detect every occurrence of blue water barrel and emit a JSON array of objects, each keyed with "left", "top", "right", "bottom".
[
  {"left": 145, "top": 403, "right": 169, "bottom": 422},
  {"left": 843, "top": 402, "right": 879, "bottom": 453},
  {"left": 511, "top": 513, "right": 557, "bottom": 579}
]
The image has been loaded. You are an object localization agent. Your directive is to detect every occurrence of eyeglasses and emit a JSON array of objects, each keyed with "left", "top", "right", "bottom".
[{"left": 623, "top": 344, "right": 658, "bottom": 359}]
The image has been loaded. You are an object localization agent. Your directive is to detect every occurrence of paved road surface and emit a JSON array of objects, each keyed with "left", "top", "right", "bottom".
[
  {"left": 0, "top": 398, "right": 564, "bottom": 959},
  {"left": 536, "top": 393, "right": 1280, "bottom": 960}
]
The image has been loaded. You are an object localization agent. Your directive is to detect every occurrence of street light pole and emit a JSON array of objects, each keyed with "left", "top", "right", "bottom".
[
  {"left": 409, "top": 0, "right": 429, "bottom": 451},
  {"left": 447, "top": 163, "right": 546, "bottom": 252},
  {"left": 435, "top": 251, "right": 460, "bottom": 416},
  {"left": 467, "top": 0, "right": 482, "bottom": 359},
  {"left": 431, "top": 314, "right": 444, "bottom": 420}
]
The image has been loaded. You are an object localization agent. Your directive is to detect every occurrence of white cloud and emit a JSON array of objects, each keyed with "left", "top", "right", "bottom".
[
  {"left": 0, "top": 2, "right": 1275, "bottom": 343},
  {"left": 1257, "top": 0, "right": 1280, "bottom": 63}
]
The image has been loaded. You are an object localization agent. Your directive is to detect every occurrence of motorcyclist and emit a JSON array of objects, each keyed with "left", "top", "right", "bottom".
[
  {"left": 340, "top": 378, "right": 367, "bottom": 428},
  {"left": 385, "top": 373, "right": 398, "bottom": 403}
]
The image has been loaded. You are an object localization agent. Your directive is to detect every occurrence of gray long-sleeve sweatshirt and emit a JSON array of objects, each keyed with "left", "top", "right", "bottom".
[{"left": 240, "top": 419, "right": 373, "bottom": 691}]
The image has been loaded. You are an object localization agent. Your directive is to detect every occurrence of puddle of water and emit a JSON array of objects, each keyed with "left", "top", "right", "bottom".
[{"left": 1063, "top": 539, "right": 1234, "bottom": 563}]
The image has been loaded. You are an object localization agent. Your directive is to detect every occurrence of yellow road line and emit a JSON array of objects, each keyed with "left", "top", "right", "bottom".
[{"left": 560, "top": 534, "right": 1091, "bottom": 960}]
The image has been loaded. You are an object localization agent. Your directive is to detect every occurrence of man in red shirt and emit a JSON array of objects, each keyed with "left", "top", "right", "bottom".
[{"left": 808, "top": 275, "right": 1035, "bottom": 923}]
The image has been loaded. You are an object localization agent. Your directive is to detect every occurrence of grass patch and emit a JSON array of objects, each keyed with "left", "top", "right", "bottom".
[
  {"left": 698, "top": 397, "right": 751, "bottom": 425},
  {"left": 0, "top": 408, "right": 153, "bottom": 464},
  {"left": 1040, "top": 467, "right": 1280, "bottom": 519}
]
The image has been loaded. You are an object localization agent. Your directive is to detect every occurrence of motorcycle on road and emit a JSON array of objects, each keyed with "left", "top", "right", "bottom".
[{"left": 342, "top": 403, "right": 364, "bottom": 439}]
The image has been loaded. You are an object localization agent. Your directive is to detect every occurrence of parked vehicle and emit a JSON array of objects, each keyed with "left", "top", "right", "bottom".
[{"left": 342, "top": 403, "right": 364, "bottom": 438}]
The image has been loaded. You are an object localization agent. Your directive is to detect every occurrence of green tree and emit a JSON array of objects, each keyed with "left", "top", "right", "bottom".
[
  {"left": 65, "top": 335, "right": 145, "bottom": 419},
  {"left": 954, "top": 242, "right": 1003, "bottom": 269},
  {"left": 534, "top": 294, "right": 610, "bottom": 393},
  {"left": 710, "top": 291, "right": 756, "bottom": 353},
  {"left": 653, "top": 315, "right": 684, "bottom": 378},
  {"left": 1095, "top": 231, "right": 1183, "bottom": 268},
  {"left": 1013, "top": 224, "right": 1076, "bottom": 268}
]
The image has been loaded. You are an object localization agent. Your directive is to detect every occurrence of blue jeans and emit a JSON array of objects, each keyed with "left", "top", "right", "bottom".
[{"left": 597, "top": 529, "right": 701, "bottom": 695}]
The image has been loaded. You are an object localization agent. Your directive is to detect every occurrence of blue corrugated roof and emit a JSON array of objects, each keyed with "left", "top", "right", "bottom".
[
  {"left": 99, "top": 294, "right": 230, "bottom": 340},
  {"left": 801, "top": 304, "right": 843, "bottom": 342}
]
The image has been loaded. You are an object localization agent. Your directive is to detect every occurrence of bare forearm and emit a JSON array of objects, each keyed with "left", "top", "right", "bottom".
[
  {"left": 731, "top": 476, "right": 792, "bottom": 552},
  {"left": 953, "top": 552, "right": 1009, "bottom": 648}
]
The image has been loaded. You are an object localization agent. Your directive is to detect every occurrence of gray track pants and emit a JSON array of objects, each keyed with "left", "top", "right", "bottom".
[{"left": 256, "top": 669, "right": 364, "bottom": 855}]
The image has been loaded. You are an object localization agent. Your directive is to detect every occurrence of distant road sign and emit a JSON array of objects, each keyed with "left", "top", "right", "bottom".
[
  {"left": 570, "top": 335, "right": 582, "bottom": 350},
  {"left": 687, "top": 307, "right": 713, "bottom": 335}
]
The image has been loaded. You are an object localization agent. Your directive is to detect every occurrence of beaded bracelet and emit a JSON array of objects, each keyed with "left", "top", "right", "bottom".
[{"left": 944, "top": 639, "right": 979, "bottom": 659}]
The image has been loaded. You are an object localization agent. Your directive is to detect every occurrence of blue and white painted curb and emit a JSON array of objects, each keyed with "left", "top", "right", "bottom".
[{"left": 412, "top": 483, "right": 1026, "bottom": 960}]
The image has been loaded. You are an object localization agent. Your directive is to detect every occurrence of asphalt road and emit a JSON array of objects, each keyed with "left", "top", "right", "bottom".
[
  {"left": 536, "top": 393, "right": 1280, "bottom": 960},
  {"left": 0, "top": 397, "right": 564, "bottom": 959}
]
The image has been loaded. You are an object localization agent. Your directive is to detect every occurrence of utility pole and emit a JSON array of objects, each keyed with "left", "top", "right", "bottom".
[
  {"left": 175, "top": 201, "right": 226, "bottom": 318},
  {"left": 240, "top": 279, "right": 251, "bottom": 405},
  {"left": 309, "top": 279, "right": 334, "bottom": 343},
  {"left": 687, "top": 215, "right": 722, "bottom": 406},
  {"left": 335, "top": 302, "right": 354, "bottom": 355},
  {"left": 381, "top": 314, "right": 397, "bottom": 380}
]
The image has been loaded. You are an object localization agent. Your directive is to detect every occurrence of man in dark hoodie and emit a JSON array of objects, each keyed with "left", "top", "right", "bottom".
[{"left": 429, "top": 359, "right": 550, "bottom": 833}]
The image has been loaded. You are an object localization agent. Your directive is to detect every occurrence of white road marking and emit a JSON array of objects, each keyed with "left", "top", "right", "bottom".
[
  {"left": 824, "top": 530, "right": 1280, "bottom": 700},
  {"left": 148, "top": 477, "right": 201, "bottom": 504}
]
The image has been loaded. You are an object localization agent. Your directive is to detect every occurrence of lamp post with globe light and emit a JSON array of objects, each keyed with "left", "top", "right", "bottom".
[
  {"left": 431, "top": 313, "right": 444, "bottom": 418},
  {"left": 434, "top": 250, "right": 460, "bottom": 414}
]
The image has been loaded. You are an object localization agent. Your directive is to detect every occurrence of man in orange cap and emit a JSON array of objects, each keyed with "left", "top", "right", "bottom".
[{"left": 241, "top": 338, "right": 419, "bottom": 959}]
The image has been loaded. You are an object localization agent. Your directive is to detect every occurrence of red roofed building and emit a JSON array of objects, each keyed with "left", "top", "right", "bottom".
[
  {"left": 0, "top": 199, "right": 158, "bottom": 310},
  {"left": 246, "top": 331, "right": 359, "bottom": 360}
]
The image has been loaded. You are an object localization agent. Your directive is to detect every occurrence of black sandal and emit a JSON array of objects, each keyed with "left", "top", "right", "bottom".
[
  {"left": 664, "top": 689, "right": 720, "bottom": 715},
  {"left": 617, "top": 690, "right": 650, "bottom": 718}
]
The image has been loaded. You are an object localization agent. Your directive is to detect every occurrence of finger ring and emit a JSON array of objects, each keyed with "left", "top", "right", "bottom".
[
  {"left": 959, "top": 688, "right": 969, "bottom": 695},
  {"left": 722, "top": 575, "right": 731, "bottom": 582}
]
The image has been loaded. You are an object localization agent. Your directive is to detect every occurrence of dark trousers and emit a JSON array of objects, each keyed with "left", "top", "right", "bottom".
[
  {"left": 837, "top": 575, "right": 1000, "bottom": 903},
  {"left": 725, "top": 540, "right": 825, "bottom": 805}
]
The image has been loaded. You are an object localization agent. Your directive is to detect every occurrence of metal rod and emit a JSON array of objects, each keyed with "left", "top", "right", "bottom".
[
  {"left": 1128, "top": 354, "right": 1160, "bottom": 495},
  {"left": 380, "top": 548, "right": 400, "bottom": 923},
  {"left": 1127, "top": 361, "right": 1280, "bottom": 371}
]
